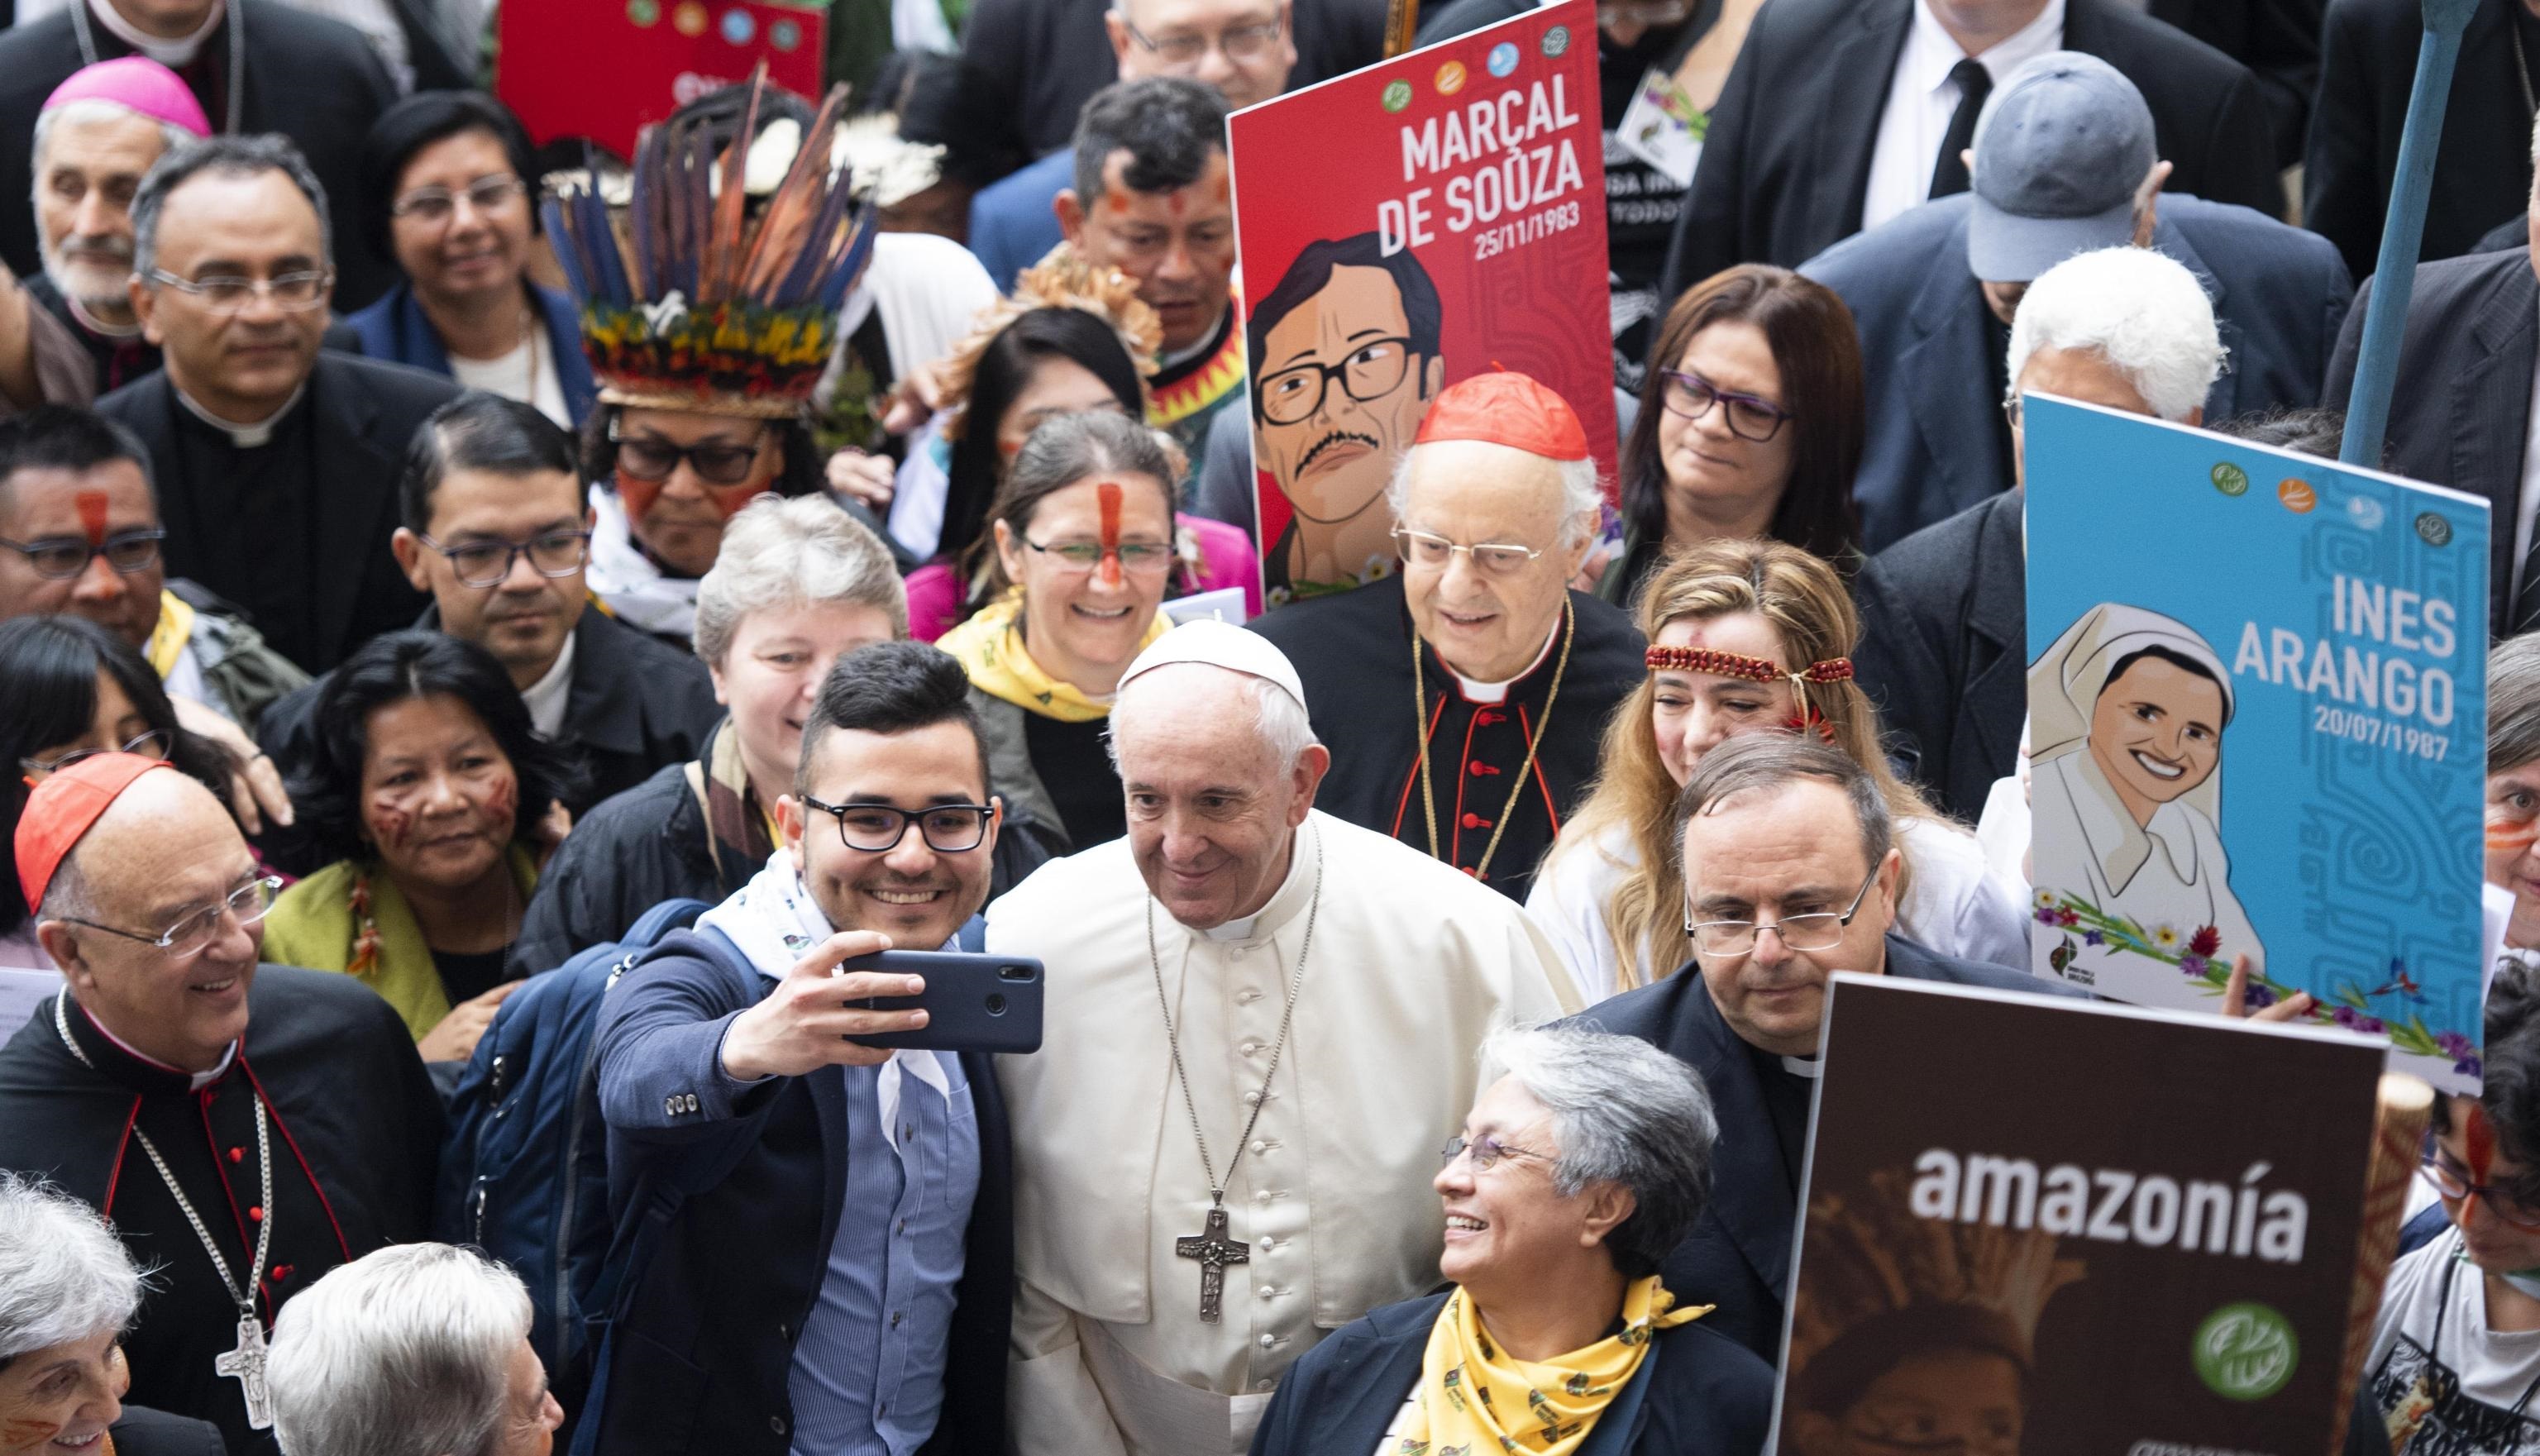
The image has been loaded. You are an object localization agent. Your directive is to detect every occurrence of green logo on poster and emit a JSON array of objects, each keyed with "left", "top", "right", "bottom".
[
  {"left": 1541, "top": 25, "right": 1570, "bottom": 56},
  {"left": 2209, "top": 462, "right": 2247, "bottom": 497},
  {"left": 1381, "top": 79, "right": 1413, "bottom": 112},
  {"left": 2417, "top": 512, "right": 2454, "bottom": 547},
  {"left": 2192, "top": 1303, "right": 2297, "bottom": 1401}
]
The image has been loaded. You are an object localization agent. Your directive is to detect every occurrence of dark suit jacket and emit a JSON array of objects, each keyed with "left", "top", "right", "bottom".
[
  {"left": 108, "top": 1406, "right": 228, "bottom": 1456},
  {"left": 1852, "top": 488, "right": 2025, "bottom": 822},
  {"left": 2305, "top": 0, "right": 2536, "bottom": 285},
  {"left": 96, "top": 351, "right": 457, "bottom": 673},
  {"left": 585, "top": 928, "right": 1010, "bottom": 1456},
  {"left": 1574, "top": 933, "right": 2077, "bottom": 1363},
  {"left": 0, "top": 0, "right": 402, "bottom": 308},
  {"left": 2149, "top": 0, "right": 2322, "bottom": 169},
  {"left": 1664, "top": 0, "right": 2284, "bottom": 300},
  {"left": 1802, "top": 193, "right": 2353, "bottom": 550},
  {"left": 1248, "top": 1291, "right": 1774, "bottom": 1456},
  {"left": 2322, "top": 246, "right": 2534, "bottom": 634},
  {"left": 347, "top": 280, "right": 598, "bottom": 425},
  {"left": 964, "top": 147, "right": 1070, "bottom": 294}
]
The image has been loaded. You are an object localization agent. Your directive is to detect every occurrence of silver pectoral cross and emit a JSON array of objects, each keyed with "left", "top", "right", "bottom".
[
  {"left": 1173, "top": 1202, "right": 1250, "bottom": 1324},
  {"left": 213, "top": 1315, "right": 274, "bottom": 1430}
]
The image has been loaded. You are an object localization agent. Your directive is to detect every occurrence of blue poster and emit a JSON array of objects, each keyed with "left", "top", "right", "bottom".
[{"left": 2023, "top": 395, "right": 2489, "bottom": 1094}]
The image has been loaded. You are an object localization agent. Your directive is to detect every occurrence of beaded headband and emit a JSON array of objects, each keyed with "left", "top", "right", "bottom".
[{"left": 1645, "top": 645, "right": 1854, "bottom": 684}]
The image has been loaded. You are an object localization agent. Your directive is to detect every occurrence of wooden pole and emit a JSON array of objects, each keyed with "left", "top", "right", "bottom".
[
  {"left": 2328, "top": 1074, "right": 2436, "bottom": 1454},
  {"left": 1382, "top": 0, "right": 1422, "bottom": 58}
]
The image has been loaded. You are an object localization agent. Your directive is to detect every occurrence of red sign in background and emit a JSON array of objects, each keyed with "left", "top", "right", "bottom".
[
  {"left": 498, "top": 0, "right": 828, "bottom": 160},
  {"left": 1228, "top": 0, "right": 1617, "bottom": 565}
]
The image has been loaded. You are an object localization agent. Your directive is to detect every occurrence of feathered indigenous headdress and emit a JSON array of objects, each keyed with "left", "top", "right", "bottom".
[
  {"left": 543, "top": 69, "right": 880, "bottom": 418},
  {"left": 933, "top": 251, "right": 1163, "bottom": 441}
]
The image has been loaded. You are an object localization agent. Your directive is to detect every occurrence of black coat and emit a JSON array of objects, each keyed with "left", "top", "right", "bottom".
[
  {"left": 1572, "top": 934, "right": 2076, "bottom": 1363},
  {"left": 1662, "top": 0, "right": 2284, "bottom": 301},
  {"left": 0, "top": 970, "right": 442, "bottom": 1456},
  {"left": 0, "top": 0, "right": 403, "bottom": 309},
  {"left": 97, "top": 351, "right": 457, "bottom": 674},
  {"left": 1851, "top": 488, "right": 2025, "bottom": 823},
  {"left": 109, "top": 1406, "right": 227, "bottom": 1456},
  {"left": 586, "top": 931, "right": 1010, "bottom": 1456},
  {"left": 2149, "top": 0, "right": 2322, "bottom": 169},
  {"left": 1249, "top": 576, "right": 1646, "bottom": 903},
  {"left": 1247, "top": 1290, "right": 1774, "bottom": 1456},
  {"left": 2305, "top": 0, "right": 2536, "bottom": 285},
  {"left": 2322, "top": 246, "right": 2534, "bottom": 634}
]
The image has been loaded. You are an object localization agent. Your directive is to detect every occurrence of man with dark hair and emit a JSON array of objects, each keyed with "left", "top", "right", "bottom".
[
  {"left": 96, "top": 134, "right": 457, "bottom": 675},
  {"left": 255, "top": 393, "right": 718, "bottom": 839},
  {"left": 1245, "top": 232, "right": 1446, "bottom": 599},
  {"left": 1577, "top": 733, "right": 2074, "bottom": 1364},
  {"left": 1054, "top": 77, "right": 1246, "bottom": 469},
  {"left": 0, "top": 403, "right": 304, "bottom": 731},
  {"left": 587, "top": 639, "right": 1012, "bottom": 1456}
]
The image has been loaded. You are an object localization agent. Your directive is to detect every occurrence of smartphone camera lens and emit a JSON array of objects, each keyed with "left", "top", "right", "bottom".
[
  {"left": 998, "top": 964, "right": 1034, "bottom": 982},
  {"left": 986, "top": 994, "right": 1008, "bottom": 1016}
]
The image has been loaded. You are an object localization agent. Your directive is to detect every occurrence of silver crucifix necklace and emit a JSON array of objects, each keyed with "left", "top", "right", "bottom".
[
  {"left": 55, "top": 993, "right": 276, "bottom": 1430},
  {"left": 1144, "top": 834, "right": 1324, "bottom": 1325}
]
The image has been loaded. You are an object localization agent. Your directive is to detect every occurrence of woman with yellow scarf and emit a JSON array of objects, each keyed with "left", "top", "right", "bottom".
[
  {"left": 936, "top": 411, "right": 1180, "bottom": 852},
  {"left": 1252, "top": 1024, "right": 1771, "bottom": 1456}
]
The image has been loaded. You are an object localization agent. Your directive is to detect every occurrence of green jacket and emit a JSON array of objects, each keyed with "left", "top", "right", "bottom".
[{"left": 260, "top": 847, "right": 537, "bottom": 1043}]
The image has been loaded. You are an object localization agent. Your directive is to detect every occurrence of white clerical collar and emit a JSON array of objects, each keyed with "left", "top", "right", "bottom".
[
  {"left": 175, "top": 380, "right": 305, "bottom": 448},
  {"left": 84, "top": 1004, "right": 237, "bottom": 1091},
  {"left": 519, "top": 629, "right": 576, "bottom": 740},
  {"left": 64, "top": 292, "right": 142, "bottom": 341},
  {"left": 1201, "top": 915, "right": 1259, "bottom": 943},
  {"left": 88, "top": 0, "right": 225, "bottom": 65},
  {"left": 1779, "top": 1054, "right": 1821, "bottom": 1080},
  {"left": 1447, "top": 618, "right": 1563, "bottom": 704}
]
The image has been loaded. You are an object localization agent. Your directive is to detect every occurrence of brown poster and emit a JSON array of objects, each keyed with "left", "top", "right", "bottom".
[{"left": 1778, "top": 975, "right": 2385, "bottom": 1455}]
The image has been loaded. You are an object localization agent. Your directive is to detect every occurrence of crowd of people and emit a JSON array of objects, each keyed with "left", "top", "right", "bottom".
[{"left": 0, "top": 0, "right": 2533, "bottom": 1453}]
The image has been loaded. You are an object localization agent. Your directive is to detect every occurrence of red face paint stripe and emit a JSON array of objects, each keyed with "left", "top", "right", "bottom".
[
  {"left": 74, "top": 488, "right": 109, "bottom": 551},
  {"left": 1097, "top": 480, "right": 1124, "bottom": 588}
]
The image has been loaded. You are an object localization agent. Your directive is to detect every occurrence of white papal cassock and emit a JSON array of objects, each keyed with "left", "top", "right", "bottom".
[{"left": 988, "top": 809, "right": 1580, "bottom": 1454}]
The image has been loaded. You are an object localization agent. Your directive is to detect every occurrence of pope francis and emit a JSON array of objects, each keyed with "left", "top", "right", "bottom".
[{"left": 988, "top": 620, "right": 1580, "bottom": 1454}]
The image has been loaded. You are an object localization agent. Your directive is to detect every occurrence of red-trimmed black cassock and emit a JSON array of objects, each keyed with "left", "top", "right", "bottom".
[
  {"left": 1252, "top": 574, "right": 1645, "bottom": 902},
  {"left": 0, "top": 968, "right": 442, "bottom": 1456}
]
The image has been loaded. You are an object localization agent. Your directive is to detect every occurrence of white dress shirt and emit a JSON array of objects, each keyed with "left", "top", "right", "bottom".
[
  {"left": 2510, "top": 302, "right": 2540, "bottom": 614},
  {"left": 1859, "top": 0, "right": 2068, "bottom": 233}
]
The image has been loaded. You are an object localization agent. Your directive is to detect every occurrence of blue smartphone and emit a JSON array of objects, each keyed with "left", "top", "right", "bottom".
[{"left": 838, "top": 949, "right": 1044, "bottom": 1054}]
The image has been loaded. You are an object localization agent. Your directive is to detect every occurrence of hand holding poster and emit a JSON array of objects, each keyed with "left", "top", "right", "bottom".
[
  {"left": 2022, "top": 396, "right": 2490, "bottom": 1093},
  {"left": 1779, "top": 976, "right": 2387, "bottom": 1455},
  {"left": 1227, "top": 0, "right": 1617, "bottom": 605}
]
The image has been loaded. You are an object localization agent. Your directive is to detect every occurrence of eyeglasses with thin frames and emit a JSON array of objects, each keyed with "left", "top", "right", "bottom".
[
  {"left": 146, "top": 270, "right": 332, "bottom": 315},
  {"left": 795, "top": 796, "right": 995, "bottom": 854},
  {"left": 0, "top": 528, "right": 163, "bottom": 580},
  {"left": 1118, "top": 13, "right": 1283, "bottom": 65},
  {"left": 1658, "top": 368, "right": 1793, "bottom": 442},
  {"left": 1017, "top": 535, "right": 1175, "bottom": 575},
  {"left": 1391, "top": 526, "right": 1547, "bottom": 577},
  {"left": 392, "top": 174, "right": 528, "bottom": 225},
  {"left": 416, "top": 530, "right": 592, "bottom": 590},
  {"left": 1439, "top": 1134, "right": 1550, "bottom": 1172},
  {"left": 1684, "top": 863, "right": 1882, "bottom": 957},
  {"left": 60, "top": 875, "right": 282, "bottom": 960},
  {"left": 21, "top": 731, "right": 171, "bottom": 780}
]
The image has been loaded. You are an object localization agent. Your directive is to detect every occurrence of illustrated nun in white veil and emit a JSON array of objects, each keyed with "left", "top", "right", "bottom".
[{"left": 2030, "top": 603, "right": 2265, "bottom": 974}]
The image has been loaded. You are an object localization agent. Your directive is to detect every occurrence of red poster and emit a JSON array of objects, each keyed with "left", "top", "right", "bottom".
[
  {"left": 497, "top": 0, "right": 828, "bottom": 160},
  {"left": 1228, "top": 0, "right": 1616, "bottom": 606}
]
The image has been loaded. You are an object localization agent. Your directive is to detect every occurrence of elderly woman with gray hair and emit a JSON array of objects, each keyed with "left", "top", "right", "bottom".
[
  {"left": 0, "top": 1173, "right": 223, "bottom": 1456},
  {"left": 267, "top": 1244, "right": 560, "bottom": 1456},
  {"left": 1249, "top": 1024, "right": 1773, "bottom": 1456}
]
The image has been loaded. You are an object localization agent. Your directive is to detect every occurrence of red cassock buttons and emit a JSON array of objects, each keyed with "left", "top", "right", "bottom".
[{"left": 246, "top": 1206, "right": 262, "bottom": 1223}]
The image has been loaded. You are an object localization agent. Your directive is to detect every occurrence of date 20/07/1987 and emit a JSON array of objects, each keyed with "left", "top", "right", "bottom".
[{"left": 2313, "top": 703, "right": 2449, "bottom": 760}]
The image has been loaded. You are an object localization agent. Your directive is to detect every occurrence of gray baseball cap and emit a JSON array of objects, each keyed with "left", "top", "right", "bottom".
[{"left": 1965, "top": 51, "right": 2158, "bottom": 284}]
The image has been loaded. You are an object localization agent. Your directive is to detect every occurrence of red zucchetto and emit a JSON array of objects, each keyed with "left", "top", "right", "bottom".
[
  {"left": 16, "top": 752, "right": 169, "bottom": 909},
  {"left": 1411, "top": 370, "right": 1591, "bottom": 461}
]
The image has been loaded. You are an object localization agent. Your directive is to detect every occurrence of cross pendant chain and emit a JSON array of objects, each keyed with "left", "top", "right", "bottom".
[
  {"left": 1174, "top": 1202, "right": 1251, "bottom": 1324},
  {"left": 214, "top": 1316, "right": 275, "bottom": 1430}
]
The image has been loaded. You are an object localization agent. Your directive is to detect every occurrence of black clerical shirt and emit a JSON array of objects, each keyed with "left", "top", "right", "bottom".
[{"left": 168, "top": 393, "right": 321, "bottom": 668}]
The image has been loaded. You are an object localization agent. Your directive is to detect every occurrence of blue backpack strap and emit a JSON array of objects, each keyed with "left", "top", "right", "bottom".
[
  {"left": 957, "top": 914, "right": 986, "bottom": 952},
  {"left": 623, "top": 897, "right": 713, "bottom": 948}
]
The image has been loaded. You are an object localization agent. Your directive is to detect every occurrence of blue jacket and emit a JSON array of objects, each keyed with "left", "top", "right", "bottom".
[
  {"left": 1801, "top": 193, "right": 2353, "bottom": 551},
  {"left": 584, "top": 929, "right": 1011, "bottom": 1456},
  {"left": 346, "top": 280, "right": 598, "bottom": 426},
  {"left": 966, "top": 149, "right": 1072, "bottom": 294}
]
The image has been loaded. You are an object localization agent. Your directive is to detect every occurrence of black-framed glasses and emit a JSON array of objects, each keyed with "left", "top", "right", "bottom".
[
  {"left": 2420, "top": 1153, "right": 2540, "bottom": 1230},
  {"left": 60, "top": 875, "right": 281, "bottom": 960},
  {"left": 21, "top": 731, "right": 171, "bottom": 780},
  {"left": 1440, "top": 1134, "right": 1550, "bottom": 1172},
  {"left": 416, "top": 530, "right": 592, "bottom": 589},
  {"left": 797, "top": 795, "right": 994, "bottom": 854},
  {"left": 1257, "top": 337, "right": 1416, "bottom": 425},
  {"left": 1658, "top": 368, "right": 1793, "bottom": 442},
  {"left": 1391, "top": 525, "right": 1546, "bottom": 577},
  {"left": 1118, "top": 13, "right": 1283, "bottom": 64},
  {"left": 391, "top": 174, "right": 528, "bottom": 224},
  {"left": 0, "top": 527, "right": 162, "bottom": 580},
  {"left": 607, "top": 420, "right": 768, "bottom": 485},
  {"left": 146, "top": 269, "right": 332, "bottom": 314},
  {"left": 1017, "top": 535, "right": 1175, "bottom": 575},
  {"left": 1685, "top": 863, "right": 1882, "bottom": 956}
]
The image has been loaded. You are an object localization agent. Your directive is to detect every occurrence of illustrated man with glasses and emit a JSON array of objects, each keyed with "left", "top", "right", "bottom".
[
  {"left": 94, "top": 132, "right": 461, "bottom": 675},
  {"left": 0, "top": 752, "right": 445, "bottom": 1456},
  {"left": 586, "top": 640, "right": 1015, "bottom": 1456},
  {"left": 255, "top": 394, "right": 719, "bottom": 843},
  {"left": 1246, "top": 232, "right": 1445, "bottom": 601},
  {"left": 1253, "top": 370, "right": 1646, "bottom": 903},
  {"left": 1578, "top": 732, "right": 2075, "bottom": 1364}
]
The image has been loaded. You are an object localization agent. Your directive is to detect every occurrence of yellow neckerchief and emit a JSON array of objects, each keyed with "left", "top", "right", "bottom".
[
  {"left": 934, "top": 585, "right": 1167, "bottom": 723},
  {"left": 1399, "top": 1277, "right": 1709, "bottom": 1456},
  {"left": 145, "top": 590, "right": 195, "bottom": 677}
]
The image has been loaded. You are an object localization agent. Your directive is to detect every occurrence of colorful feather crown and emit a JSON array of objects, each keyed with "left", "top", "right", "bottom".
[{"left": 543, "top": 69, "right": 881, "bottom": 419}]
